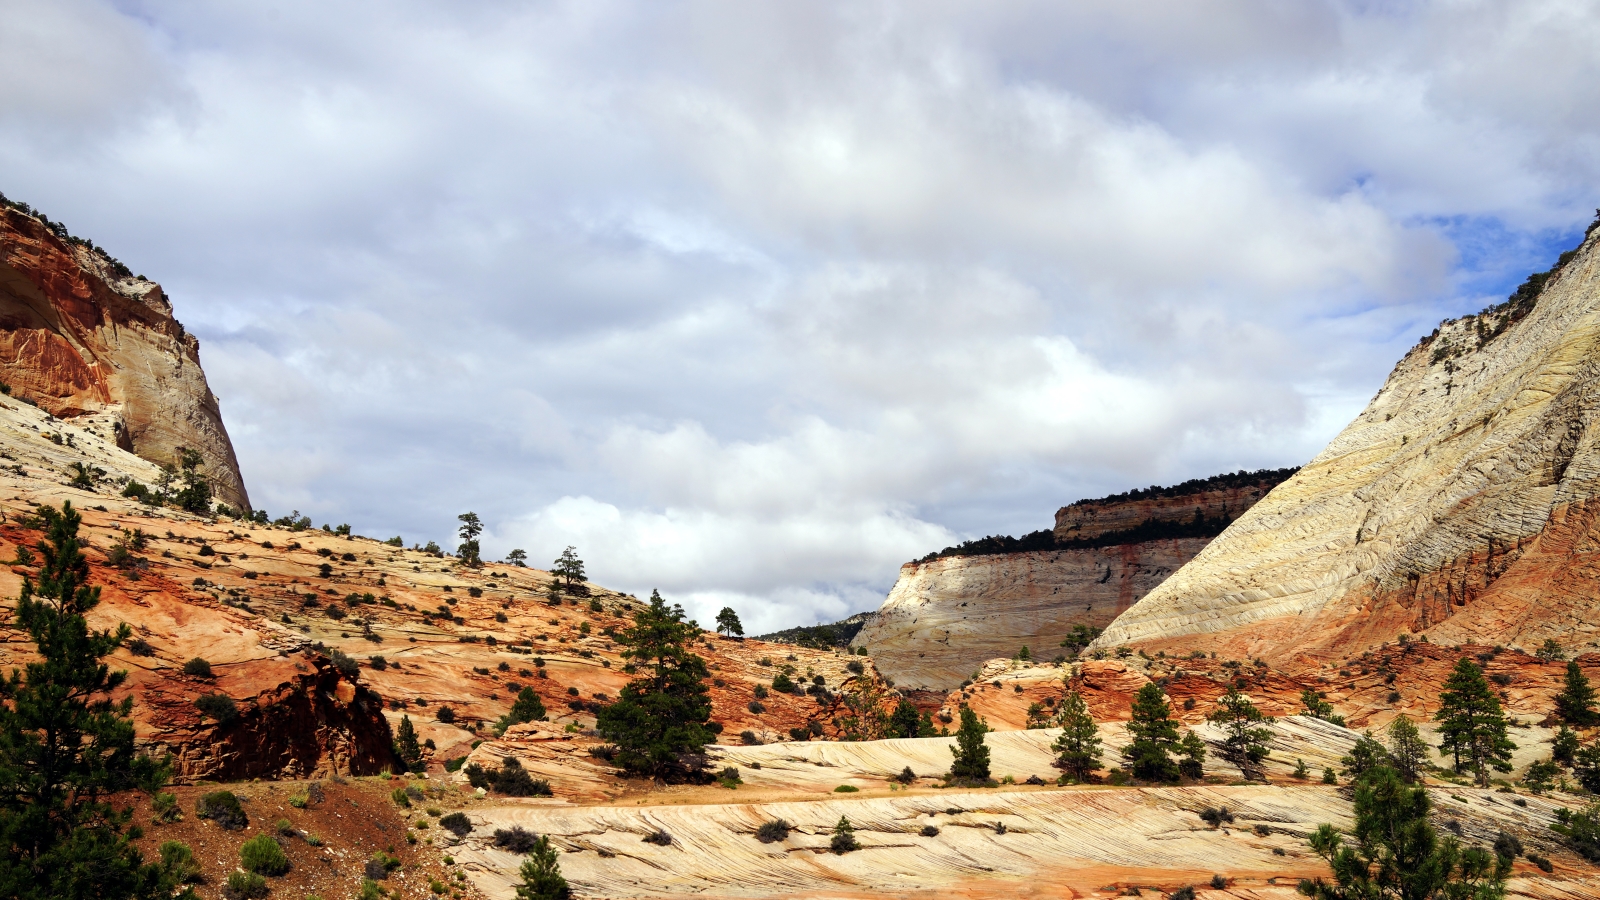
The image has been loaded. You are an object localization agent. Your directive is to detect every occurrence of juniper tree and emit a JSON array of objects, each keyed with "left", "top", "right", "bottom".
[
  {"left": 1435, "top": 658, "right": 1515, "bottom": 787},
  {"left": 1556, "top": 661, "right": 1598, "bottom": 727},
  {"left": 1051, "top": 690, "right": 1102, "bottom": 781},
  {"left": 594, "top": 590, "right": 713, "bottom": 779},
  {"left": 948, "top": 706, "right": 991, "bottom": 783},
  {"left": 1123, "top": 683, "right": 1181, "bottom": 782},
  {"left": 0, "top": 501, "right": 186, "bottom": 900},
  {"left": 1299, "top": 767, "right": 1508, "bottom": 900},
  {"left": 1208, "top": 685, "right": 1273, "bottom": 778},
  {"left": 714, "top": 607, "right": 744, "bottom": 637}
]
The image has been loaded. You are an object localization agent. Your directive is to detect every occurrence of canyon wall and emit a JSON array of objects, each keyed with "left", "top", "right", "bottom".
[
  {"left": 855, "top": 471, "right": 1293, "bottom": 690},
  {"left": 0, "top": 204, "right": 249, "bottom": 510},
  {"left": 1096, "top": 220, "right": 1600, "bottom": 666}
]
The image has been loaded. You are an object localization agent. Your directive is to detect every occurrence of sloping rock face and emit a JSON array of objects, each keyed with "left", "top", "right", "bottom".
[
  {"left": 855, "top": 472, "right": 1292, "bottom": 691},
  {"left": 1098, "top": 223, "right": 1600, "bottom": 665},
  {"left": 0, "top": 205, "right": 249, "bottom": 509}
]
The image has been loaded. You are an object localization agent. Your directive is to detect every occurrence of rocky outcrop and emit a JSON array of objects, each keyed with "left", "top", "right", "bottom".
[
  {"left": 140, "top": 658, "right": 397, "bottom": 781},
  {"left": 1097, "top": 221, "right": 1600, "bottom": 665},
  {"left": 855, "top": 471, "right": 1294, "bottom": 691},
  {"left": 0, "top": 203, "right": 248, "bottom": 509}
]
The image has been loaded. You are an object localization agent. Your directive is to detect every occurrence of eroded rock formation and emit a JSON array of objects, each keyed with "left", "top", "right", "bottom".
[
  {"left": 855, "top": 471, "right": 1293, "bottom": 690},
  {"left": 1098, "top": 221, "right": 1600, "bottom": 665},
  {"left": 0, "top": 203, "right": 248, "bottom": 509}
]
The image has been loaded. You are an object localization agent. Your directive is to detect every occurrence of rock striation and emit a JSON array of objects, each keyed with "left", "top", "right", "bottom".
[
  {"left": 855, "top": 471, "right": 1293, "bottom": 690},
  {"left": 0, "top": 201, "right": 248, "bottom": 509},
  {"left": 1097, "top": 219, "right": 1600, "bottom": 665}
]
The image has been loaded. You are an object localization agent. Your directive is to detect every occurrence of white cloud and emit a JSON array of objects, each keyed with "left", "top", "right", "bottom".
[{"left": 2, "top": 0, "right": 1596, "bottom": 627}]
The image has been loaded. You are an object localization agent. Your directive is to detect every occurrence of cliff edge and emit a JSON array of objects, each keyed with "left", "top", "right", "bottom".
[{"left": 0, "top": 198, "right": 249, "bottom": 510}]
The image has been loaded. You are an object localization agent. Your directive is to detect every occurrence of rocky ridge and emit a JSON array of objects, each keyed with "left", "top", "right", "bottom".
[{"left": 1096, "top": 220, "right": 1600, "bottom": 666}]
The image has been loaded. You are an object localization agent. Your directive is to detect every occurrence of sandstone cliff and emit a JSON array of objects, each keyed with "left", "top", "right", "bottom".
[
  {"left": 0, "top": 199, "right": 248, "bottom": 509},
  {"left": 1097, "top": 218, "right": 1600, "bottom": 665},
  {"left": 855, "top": 471, "right": 1293, "bottom": 690}
]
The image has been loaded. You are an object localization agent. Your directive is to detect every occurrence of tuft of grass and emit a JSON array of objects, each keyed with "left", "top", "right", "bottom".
[{"left": 833, "top": 784, "right": 859, "bottom": 793}]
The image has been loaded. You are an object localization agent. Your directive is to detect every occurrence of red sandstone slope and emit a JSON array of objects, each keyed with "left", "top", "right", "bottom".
[{"left": 0, "top": 202, "right": 248, "bottom": 509}]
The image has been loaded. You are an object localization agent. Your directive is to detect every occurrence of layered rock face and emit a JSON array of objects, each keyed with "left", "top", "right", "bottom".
[
  {"left": 1098, "top": 223, "right": 1600, "bottom": 664},
  {"left": 0, "top": 205, "right": 249, "bottom": 509},
  {"left": 855, "top": 471, "right": 1292, "bottom": 691}
]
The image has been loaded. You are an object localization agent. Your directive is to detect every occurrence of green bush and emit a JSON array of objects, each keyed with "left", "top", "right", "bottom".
[
  {"left": 194, "top": 692, "right": 237, "bottom": 724},
  {"left": 755, "top": 819, "right": 790, "bottom": 843},
  {"left": 240, "top": 834, "right": 290, "bottom": 875},
  {"left": 195, "top": 790, "right": 247, "bottom": 830},
  {"left": 391, "top": 787, "right": 411, "bottom": 807},
  {"left": 159, "top": 841, "right": 201, "bottom": 883},
  {"left": 833, "top": 784, "right": 858, "bottom": 793},
  {"left": 182, "top": 657, "right": 213, "bottom": 678},
  {"left": 223, "top": 871, "right": 268, "bottom": 900},
  {"left": 439, "top": 812, "right": 473, "bottom": 836}
]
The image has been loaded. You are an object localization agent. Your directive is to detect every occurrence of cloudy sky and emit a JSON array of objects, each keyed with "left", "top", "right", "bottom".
[{"left": 3, "top": 1, "right": 1598, "bottom": 631}]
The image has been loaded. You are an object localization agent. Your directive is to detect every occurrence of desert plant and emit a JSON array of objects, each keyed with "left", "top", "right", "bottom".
[
  {"left": 183, "top": 657, "right": 213, "bottom": 678},
  {"left": 920, "top": 825, "right": 939, "bottom": 837},
  {"left": 496, "top": 687, "right": 548, "bottom": 735},
  {"left": 1198, "top": 806, "right": 1234, "bottom": 828},
  {"left": 493, "top": 759, "right": 553, "bottom": 797},
  {"left": 495, "top": 826, "right": 541, "bottom": 853},
  {"left": 436, "top": 705, "right": 457, "bottom": 724},
  {"left": 223, "top": 870, "right": 269, "bottom": 900},
  {"left": 643, "top": 830, "right": 672, "bottom": 846},
  {"left": 756, "top": 819, "right": 791, "bottom": 843},
  {"left": 240, "top": 833, "right": 290, "bottom": 875},
  {"left": 194, "top": 692, "right": 238, "bottom": 724},
  {"left": 439, "top": 812, "right": 473, "bottom": 836},
  {"left": 196, "top": 790, "right": 248, "bottom": 829}
]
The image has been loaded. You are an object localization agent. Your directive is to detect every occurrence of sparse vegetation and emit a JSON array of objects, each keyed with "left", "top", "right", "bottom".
[
  {"left": 182, "top": 657, "right": 213, "bottom": 678},
  {"left": 196, "top": 790, "right": 248, "bottom": 830},
  {"left": 756, "top": 819, "right": 791, "bottom": 843},
  {"left": 239, "top": 834, "right": 290, "bottom": 875}
]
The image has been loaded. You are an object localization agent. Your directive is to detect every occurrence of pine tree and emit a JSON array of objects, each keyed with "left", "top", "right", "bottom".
[
  {"left": 552, "top": 547, "right": 585, "bottom": 588},
  {"left": 1435, "top": 658, "right": 1516, "bottom": 787},
  {"left": 514, "top": 835, "right": 570, "bottom": 900},
  {"left": 1051, "top": 690, "right": 1102, "bottom": 782},
  {"left": 1299, "top": 689, "right": 1346, "bottom": 727},
  {"left": 830, "top": 816, "right": 858, "bottom": 854},
  {"left": 0, "top": 501, "right": 186, "bottom": 900},
  {"left": 1556, "top": 661, "right": 1598, "bottom": 726},
  {"left": 1208, "top": 686, "right": 1273, "bottom": 778},
  {"left": 947, "top": 706, "right": 991, "bottom": 783},
  {"left": 496, "top": 688, "right": 548, "bottom": 735},
  {"left": 395, "top": 715, "right": 424, "bottom": 773},
  {"left": 595, "top": 590, "right": 713, "bottom": 780},
  {"left": 1386, "top": 714, "right": 1429, "bottom": 784},
  {"left": 456, "top": 512, "right": 483, "bottom": 567},
  {"left": 506, "top": 549, "right": 528, "bottom": 567},
  {"left": 714, "top": 607, "right": 744, "bottom": 637},
  {"left": 172, "top": 448, "right": 212, "bottom": 514},
  {"left": 1340, "top": 732, "right": 1390, "bottom": 781},
  {"left": 888, "top": 699, "right": 925, "bottom": 738},
  {"left": 1299, "top": 767, "right": 1508, "bottom": 900},
  {"left": 1178, "top": 731, "right": 1207, "bottom": 780},
  {"left": 1123, "top": 683, "right": 1181, "bottom": 783},
  {"left": 1554, "top": 724, "right": 1581, "bottom": 765}
]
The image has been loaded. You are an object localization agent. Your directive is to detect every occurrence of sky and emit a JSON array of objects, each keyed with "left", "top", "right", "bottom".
[{"left": 3, "top": 1, "right": 1599, "bottom": 632}]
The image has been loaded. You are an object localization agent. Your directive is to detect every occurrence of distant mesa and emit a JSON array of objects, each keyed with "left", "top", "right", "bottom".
[{"left": 854, "top": 467, "right": 1297, "bottom": 690}]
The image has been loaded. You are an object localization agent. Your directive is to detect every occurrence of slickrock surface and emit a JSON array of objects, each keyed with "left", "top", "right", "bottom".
[
  {"left": 1098, "top": 226, "right": 1600, "bottom": 666},
  {"left": 451, "top": 777, "right": 1588, "bottom": 900},
  {"left": 0, "top": 206, "right": 248, "bottom": 508},
  {"left": 857, "top": 473, "right": 1293, "bottom": 691}
]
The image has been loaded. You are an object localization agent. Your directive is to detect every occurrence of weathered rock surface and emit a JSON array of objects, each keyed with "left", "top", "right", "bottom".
[
  {"left": 856, "top": 472, "right": 1293, "bottom": 691},
  {"left": 1096, "top": 224, "right": 1600, "bottom": 666},
  {"left": 0, "top": 205, "right": 248, "bottom": 509}
]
